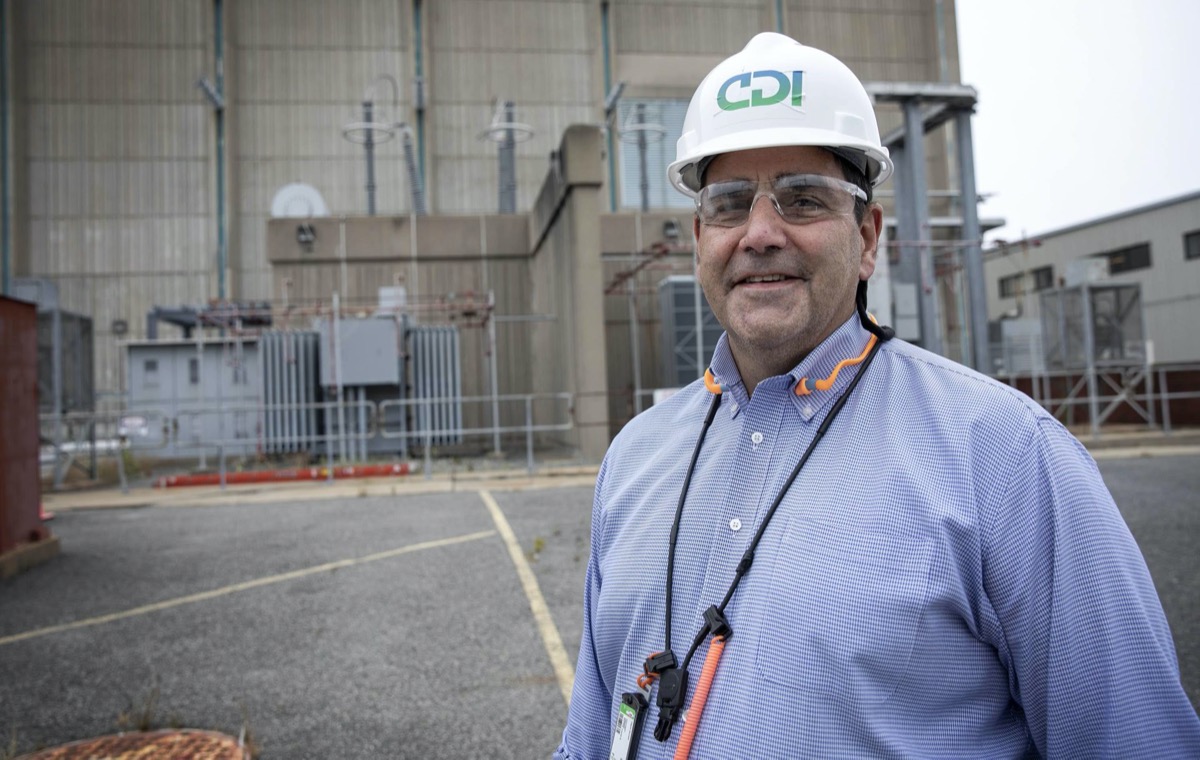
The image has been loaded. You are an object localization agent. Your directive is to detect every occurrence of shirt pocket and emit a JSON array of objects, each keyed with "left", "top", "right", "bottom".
[{"left": 753, "top": 512, "right": 933, "bottom": 704}]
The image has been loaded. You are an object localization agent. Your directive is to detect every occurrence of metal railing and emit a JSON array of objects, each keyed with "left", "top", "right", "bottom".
[
  {"left": 989, "top": 362, "right": 1200, "bottom": 436},
  {"left": 39, "top": 391, "right": 577, "bottom": 490}
]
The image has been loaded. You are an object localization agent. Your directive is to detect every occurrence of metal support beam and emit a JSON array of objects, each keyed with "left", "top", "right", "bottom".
[
  {"left": 902, "top": 99, "right": 940, "bottom": 354},
  {"left": 892, "top": 101, "right": 937, "bottom": 354},
  {"left": 956, "top": 109, "right": 989, "bottom": 372}
]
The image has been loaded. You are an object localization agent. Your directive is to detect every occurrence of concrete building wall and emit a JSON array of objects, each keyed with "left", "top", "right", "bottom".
[{"left": 984, "top": 191, "right": 1200, "bottom": 365}]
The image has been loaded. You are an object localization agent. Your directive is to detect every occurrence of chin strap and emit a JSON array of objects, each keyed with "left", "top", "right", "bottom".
[{"left": 856, "top": 280, "right": 895, "bottom": 342}]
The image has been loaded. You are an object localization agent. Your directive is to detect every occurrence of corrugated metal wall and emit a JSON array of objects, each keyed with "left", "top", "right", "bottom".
[
  {"left": 427, "top": 0, "right": 596, "bottom": 214},
  {"left": 17, "top": 0, "right": 212, "bottom": 393},
  {"left": 230, "top": 0, "right": 412, "bottom": 301}
]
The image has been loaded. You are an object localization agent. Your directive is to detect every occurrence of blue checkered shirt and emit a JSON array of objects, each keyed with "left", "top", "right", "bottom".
[{"left": 555, "top": 315, "right": 1200, "bottom": 759}]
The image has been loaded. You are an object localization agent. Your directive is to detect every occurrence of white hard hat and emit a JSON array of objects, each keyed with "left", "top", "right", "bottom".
[{"left": 668, "top": 32, "right": 893, "bottom": 197}]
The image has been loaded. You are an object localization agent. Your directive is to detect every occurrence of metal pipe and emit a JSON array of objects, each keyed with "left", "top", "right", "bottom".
[
  {"left": 358, "top": 386, "right": 368, "bottom": 459},
  {"left": 774, "top": 0, "right": 784, "bottom": 32},
  {"left": 601, "top": 1, "right": 617, "bottom": 212},
  {"left": 334, "top": 292, "right": 346, "bottom": 461},
  {"left": 902, "top": 98, "right": 941, "bottom": 355},
  {"left": 1, "top": 0, "right": 11, "bottom": 296},
  {"left": 401, "top": 126, "right": 426, "bottom": 214},
  {"left": 488, "top": 291, "right": 501, "bottom": 454},
  {"left": 214, "top": 0, "right": 227, "bottom": 299},
  {"left": 498, "top": 101, "right": 516, "bottom": 213},
  {"left": 52, "top": 307, "right": 64, "bottom": 488},
  {"left": 413, "top": 0, "right": 426, "bottom": 191},
  {"left": 636, "top": 104, "right": 649, "bottom": 212},
  {"left": 1159, "top": 367, "right": 1172, "bottom": 434},
  {"left": 629, "top": 218, "right": 643, "bottom": 415},
  {"left": 339, "top": 216, "right": 347, "bottom": 299},
  {"left": 1081, "top": 284, "right": 1099, "bottom": 437},
  {"left": 525, "top": 395, "right": 534, "bottom": 474},
  {"left": 364, "top": 100, "right": 376, "bottom": 215}
]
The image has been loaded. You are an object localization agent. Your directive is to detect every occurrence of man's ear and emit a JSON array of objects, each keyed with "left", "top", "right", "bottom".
[{"left": 859, "top": 203, "right": 883, "bottom": 281}]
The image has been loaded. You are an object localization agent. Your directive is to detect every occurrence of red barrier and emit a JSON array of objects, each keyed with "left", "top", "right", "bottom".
[
  {"left": 155, "top": 462, "right": 411, "bottom": 488},
  {"left": 0, "top": 297, "right": 48, "bottom": 554}
]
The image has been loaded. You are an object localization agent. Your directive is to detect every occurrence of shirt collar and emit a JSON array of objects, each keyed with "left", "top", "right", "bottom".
[{"left": 704, "top": 315, "right": 875, "bottom": 423}]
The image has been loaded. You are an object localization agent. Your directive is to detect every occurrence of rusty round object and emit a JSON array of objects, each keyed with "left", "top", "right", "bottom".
[{"left": 18, "top": 729, "right": 250, "bottom": 759}]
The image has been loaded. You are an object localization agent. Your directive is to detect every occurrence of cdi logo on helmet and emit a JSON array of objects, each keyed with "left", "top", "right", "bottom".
[{"left": 717, "top": 70, "right": 804, "bottom": 111}]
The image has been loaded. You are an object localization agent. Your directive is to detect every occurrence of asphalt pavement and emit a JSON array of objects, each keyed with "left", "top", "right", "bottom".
[{"left": 2, "top": 447, "right": 1198, "bottom": 758}]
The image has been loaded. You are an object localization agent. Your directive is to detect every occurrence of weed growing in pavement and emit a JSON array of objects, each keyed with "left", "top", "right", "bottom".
[
  {"left": 526, "top": 535, "right": 547, "bottom": 561},
  {"left": 116, "top": 683, "right": 161, "bottom": 732},
  {"left": 2, "top": 726, "right": 18, "bottom": 760},
  {"left": 238, "top": 702, "right": 261, "bottom": 759}
]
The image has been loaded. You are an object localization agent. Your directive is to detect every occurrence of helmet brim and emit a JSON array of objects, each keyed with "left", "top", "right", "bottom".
[{"left": 668, "top": 127, "right": 893, "bottom": 198}]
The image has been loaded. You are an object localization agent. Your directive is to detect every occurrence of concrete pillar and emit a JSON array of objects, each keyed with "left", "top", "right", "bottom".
[{"left": 530, "top": 125, "right": 610, "bottom": 461}]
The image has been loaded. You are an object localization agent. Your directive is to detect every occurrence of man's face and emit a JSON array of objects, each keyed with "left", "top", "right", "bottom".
[{"left": 693, "top": 145, "right": 881, "bottom": 375}]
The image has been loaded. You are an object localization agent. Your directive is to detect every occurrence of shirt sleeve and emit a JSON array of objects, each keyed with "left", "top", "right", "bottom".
[
  {"left": 554, "top": 457, "right": 615, "bottom": 760},
  {"left": 982, "top": 417, "right": 1200, "bottom": 757}
]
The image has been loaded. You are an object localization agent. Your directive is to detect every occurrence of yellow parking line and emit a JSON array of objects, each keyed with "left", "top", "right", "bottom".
[
  {"left": 0, "top": 530, "right": 496, "bottom": 648},
  {"left": 479, "top": 489, "right": 575, "bottom": 707}
]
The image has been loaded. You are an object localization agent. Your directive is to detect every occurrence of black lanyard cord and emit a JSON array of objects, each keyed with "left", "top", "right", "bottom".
[
  {"left": 664, "top": 390, "right": 723, "bottom": 655},
  {"left": 672, "top": 336, "right": 885, "bottom": 673}
]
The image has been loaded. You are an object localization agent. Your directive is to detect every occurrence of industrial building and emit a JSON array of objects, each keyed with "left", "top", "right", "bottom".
[
  {"left": 3, "top": 0, "right": 997, "bottom": 464},
  {"left": 984, "top": 190, "right": 1200, "bottom": 368}
]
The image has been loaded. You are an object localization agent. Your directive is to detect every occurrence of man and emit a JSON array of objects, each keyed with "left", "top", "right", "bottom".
[{"left": 555, "top": 32, "right": 1200, "bottom": 759}]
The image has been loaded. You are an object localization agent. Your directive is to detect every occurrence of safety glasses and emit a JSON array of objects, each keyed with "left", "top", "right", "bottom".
[{"left": 696, "top": 173, "right": 866, "bottom": 227}]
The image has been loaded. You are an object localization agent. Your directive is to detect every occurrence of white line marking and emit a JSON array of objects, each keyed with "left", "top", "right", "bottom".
[
  {"left": 0, "top": 530, "right": 496, "bottom": 648},
  {"left": 479, "top": 489, "right": 575, "bottom": 707}
]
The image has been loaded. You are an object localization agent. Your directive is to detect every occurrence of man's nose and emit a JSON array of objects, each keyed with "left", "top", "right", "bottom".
[{"left": 740, "top": 193, "right": 788, "bottom": 251}]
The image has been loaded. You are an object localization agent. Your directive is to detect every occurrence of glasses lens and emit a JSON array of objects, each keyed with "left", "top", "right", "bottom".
[
  {"left": 697, "top": 174, "right": 862, "bottom": 227},
  {"left": 697, "top": 181, "right": 756, "bottom": 227},
  {"left": 772, "top": 175, "right": 858, "bottom": 223}
]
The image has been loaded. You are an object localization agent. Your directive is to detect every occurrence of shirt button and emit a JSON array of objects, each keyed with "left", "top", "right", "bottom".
[
  {"left": 729, "top": 402, "right": 738, "bottom": 414},
  {"left": 729, "top": 518, "right": 742, "bottom": 532},
  {"left": 750, "top": 431, "right": 763, "bottom": 445}
]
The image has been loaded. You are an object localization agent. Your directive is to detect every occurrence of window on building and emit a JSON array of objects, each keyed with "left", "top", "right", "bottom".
[
  {"left": 1185, "top": 229, "right": 1200, "bottom": 261},
  {"left": 999, "top": 273, "right": 1024, "bottom": 298},
  {"left": 1095, "top": 243, "right": 1151, "bottom": 274},
  {"left": 143, "top": 359, "right": 159, "bottom": 387},
  {"left": 188, "top": 358, "right": 199, "bottom": 385},
  {"left": 1030, "top": 265, "right": 1055, "bottom": 292},
  {"left": 616, "top": 99, "right": 693, "bottom": 212}
]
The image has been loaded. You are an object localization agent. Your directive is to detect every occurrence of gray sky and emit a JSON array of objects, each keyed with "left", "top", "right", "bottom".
[{"left": 955, "top": 0, "right": 1200, "bottom": 243}]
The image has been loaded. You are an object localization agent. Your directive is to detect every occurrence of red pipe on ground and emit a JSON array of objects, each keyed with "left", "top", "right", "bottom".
[{"left": 155, "top": 462, "right": 410, "bottom": 488}]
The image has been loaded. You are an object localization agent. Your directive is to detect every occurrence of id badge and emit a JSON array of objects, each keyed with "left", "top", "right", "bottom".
[{"left": 609, "top": 692, "right": 648, "bottom": 760}]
